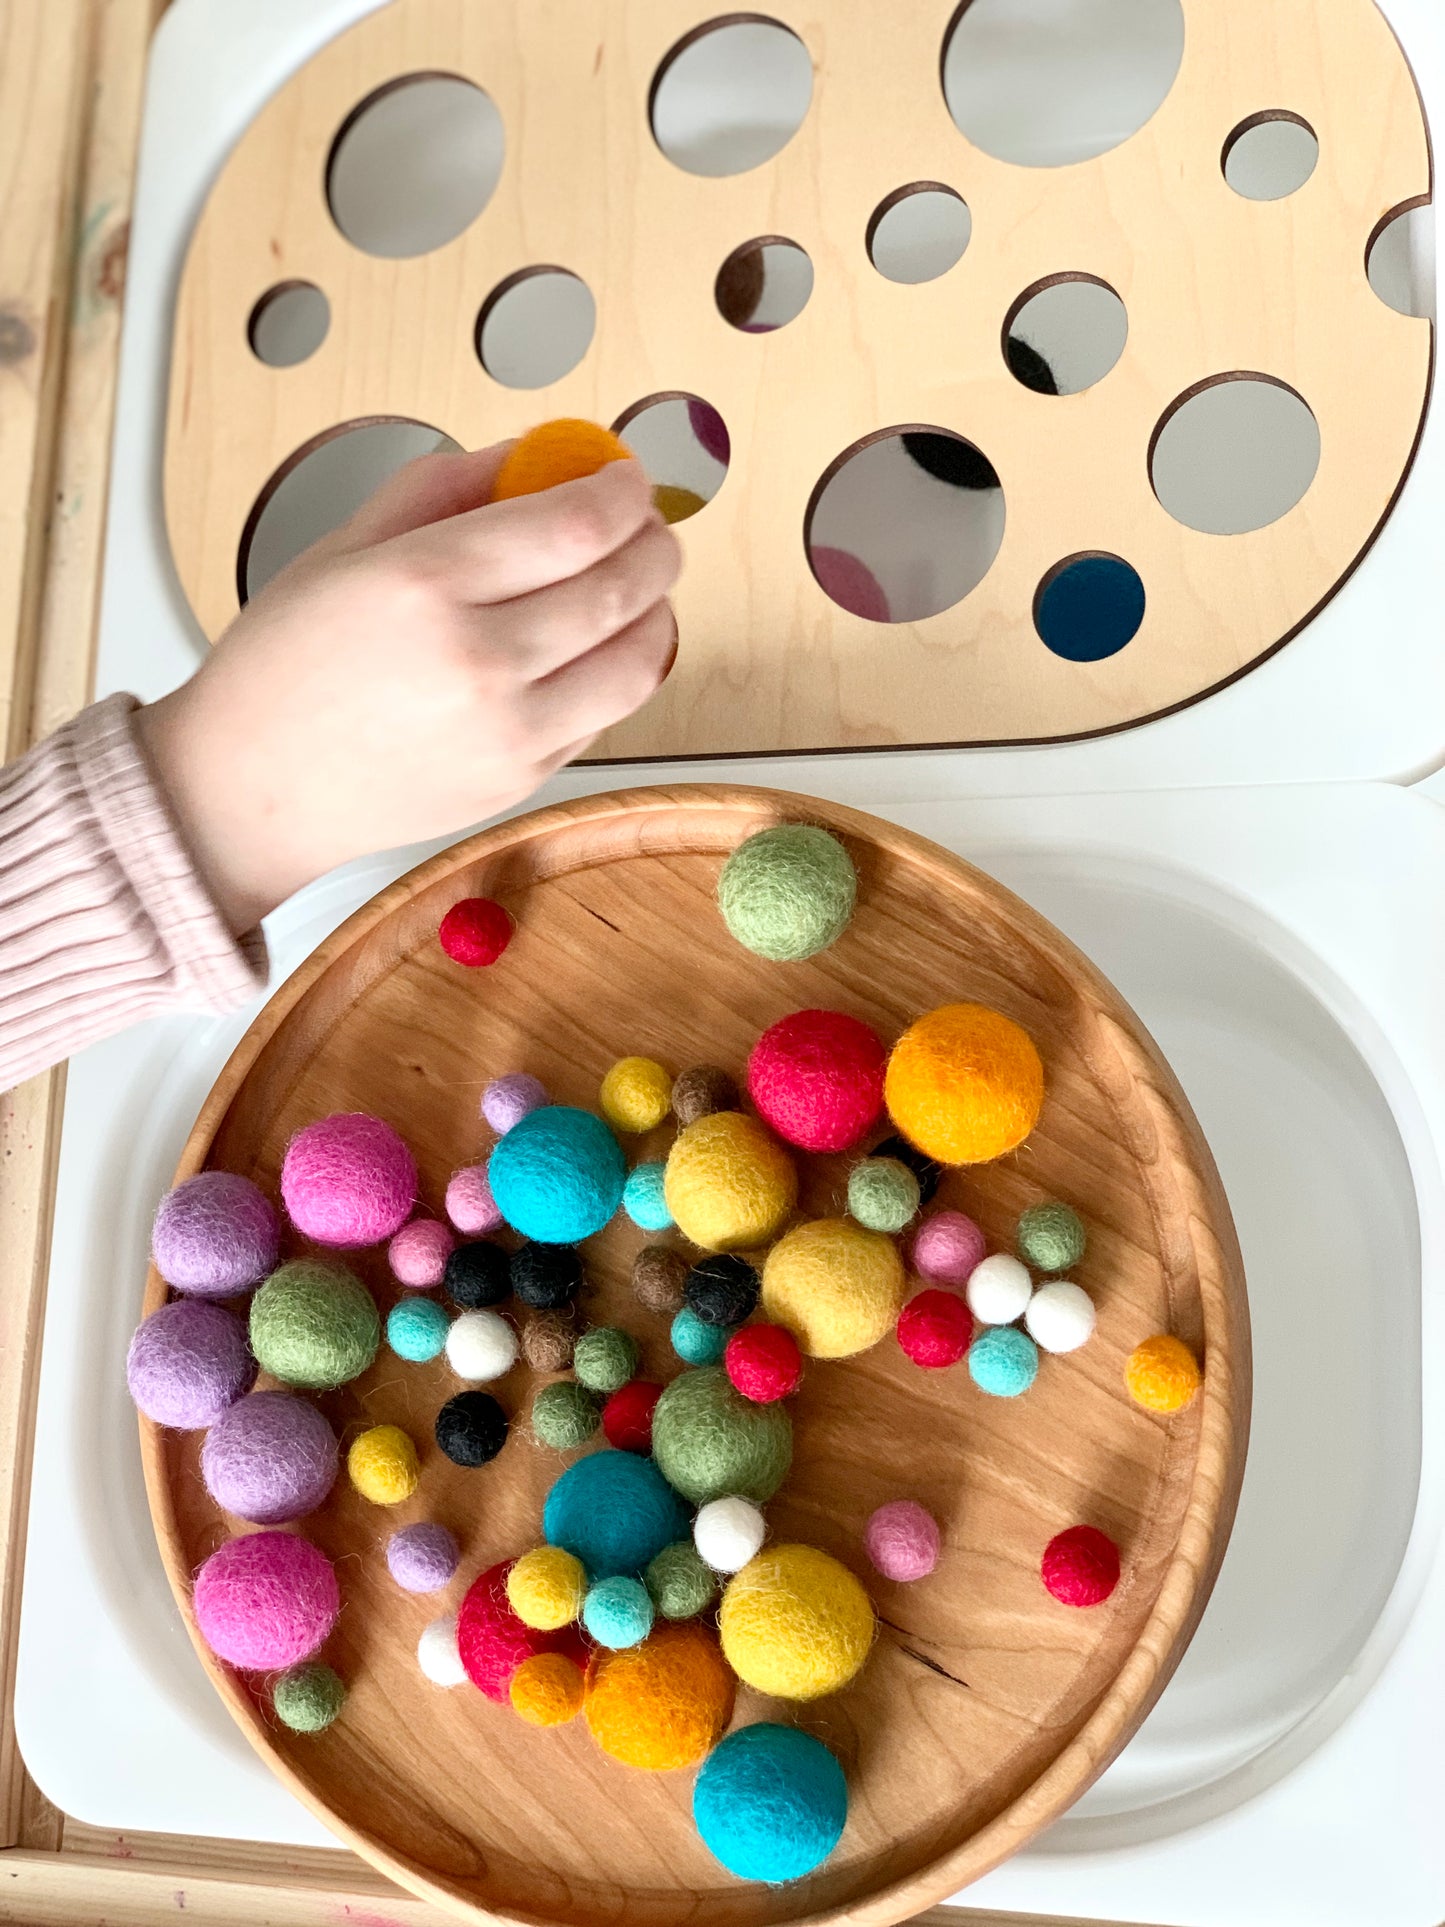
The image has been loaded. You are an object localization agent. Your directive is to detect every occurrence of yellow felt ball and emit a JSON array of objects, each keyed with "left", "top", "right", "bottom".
[
  {"left": 885, "top": 1002, "right": 1044, "bottom": 1165},
  {"left": 599, "top": 1056, "right": 673, "bottom": 1135},
  {"left": 346, "top": 1423, "right": 419, "bottom": 1505},
  {"left": 506, "top": 1546, "right": 586, "bottom": 1630},
  {"left": 720, "top": 1544, "right": 875, "bottom": 1701},
  {"left": 583, "top": 1622, "right": 735, "bottom": 1769},
  {"left": 491, "top": 419, "right": 631, "bottom": 501},
  {"left": 510, "top": 1652, "right": 585, "bottom": 1727},
  {"left": 663, "top": 1111, "right": 798, "bottom": 1252},
  {"left": 654, "top": 484, "right": 706, "bottom": 525},
  {"left": 761, "top": 1218, "right": 904, "bottom": 1358},
  {"left": 1125, "top": 1334, "right": 1201, "bottom": 1413}
]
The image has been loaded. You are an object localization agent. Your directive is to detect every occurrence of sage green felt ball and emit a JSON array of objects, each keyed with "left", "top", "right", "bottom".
[
  {"left": 847, "top": 1156, "right": 921, "bottom": 1234},
  {"left": 645, "top": 1540, "right": 718, "bottom": 1619},
  {"left": 1017, "top": 1201, "right": 1087, "bottom": 1273},
  {"left": 717, "top": 825, "right": 857, "bottom": 963},
  {"left": 573, "top": 1325, "right": 638, "bottom": 1395},
  {"left": 531, "top": 1379, "right": 602, "bottom": 1449},
  {"left": 651, "top": 1366, "right": 793, "bottom": 1505},
  {"left": 273, "top": 1661, "right": 346, "bottom": 1733},
  {"left": 248, "top": 1259, "right": 379, "bottom": 1390}
]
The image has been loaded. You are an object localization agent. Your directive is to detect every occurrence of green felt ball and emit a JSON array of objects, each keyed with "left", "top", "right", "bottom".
[
  {"left": 249, "top": 1260, "right": 379, "bottom": 1390},
  {"left": 531, "top": 1379, "right": 602, "bottom": 1449},
  {"left": 717, "top": 825, "right": 856, "bottom": 963},
  {"left": 644, "top": 1540, "right": 718, "bottom": 1619},
  {"left": 273, "top": 1661, "right": 346, "bottom": 1733},
  {"left": 847, "top": 1156, "right": 921, "bottom": 1233},
  {"left": 651, "top": 1366, "right": 793, "bottom": 1505},
  {"left": 573, "top": 1325, "right": 638, "bottom": 1395},
  {"left": 1017, "top": 1201, "right": 1087, "bottom": 1273}
]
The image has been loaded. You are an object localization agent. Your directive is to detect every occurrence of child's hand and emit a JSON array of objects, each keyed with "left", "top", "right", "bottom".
[{"left": 137, "top": 442, "right": 680, "bottom": 930}]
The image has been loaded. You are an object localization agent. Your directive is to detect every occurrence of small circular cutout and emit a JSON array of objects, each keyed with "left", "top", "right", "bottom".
[
  {"left": 867, "top": 185, "right": 972, "bottom": 285},
  {"left": 650, "top": 17, "right": 812, "bottom": 177},
  {"left": 1150, "top": 375, "right": 1320, "bottom": 535},
  {"left": 1005, "top": 276, "right": 1127, "bottom": 394},
  {"left": 247, "top": 282, "right": 330, "bottom": 367},
  {"left": 1034, "top": 553, "right": 1145, "bottom": 660},
  {"left": 1223, "top": 113, "right": 1318, "bottom": 200},
  {"left": 614, "top": 394, "right": 729, "bottom": 524},
  {"left": 327, "top": 74, "right": 504, "bottom": 258},
  {"left": 715, "top": 238, "right": 813, "bottom": 331},
  {"left": 1368, "top": 200, "right": 1435, "bottom": 321},
  {"left": 477, "top": 269, "right": 596, "bottom": 388}
]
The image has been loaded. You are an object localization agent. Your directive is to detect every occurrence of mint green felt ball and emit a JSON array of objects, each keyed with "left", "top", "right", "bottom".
[
  {"left": 249, "top": 1260, "right": 379, "bottom": 1390},
  {"left": 645, "top": 1540, "right": 718, "bottom": 1619},
  {"left": 847, "top": 1156, "right": 921, "bottom": 1233},
  {"left": 1017, "top": 1201, "right": 1087, "bottom": 1273},
  {"left": 651, "top": 1366, "right": 792, "bottom": 1504},
  {"left": 717, "top": 825, "right": 856, "bottom": 963},
  {"left": 273, "top": 1661, "right": 346, "bottom": 1732}
]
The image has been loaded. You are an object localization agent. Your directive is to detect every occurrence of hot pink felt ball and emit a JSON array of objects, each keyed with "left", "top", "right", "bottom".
[
  {"left": 193, "top": 1530, "right": 340, "bottom": 1670},
  {"left": 445, "top": 1163, "right": 502, "bottom": 1235},
  {"left": 864, "top": 1500, "right": 940, "bottom": 1582},
  {"left": 747, "top": 1009, "right": 886, "bottom": 1153},
  {"left": 911, "top": 1211, "right": 987, "bottom": 1288},
  {"left": 280, "top": 1113, "right": 417, "bottom": 1248},
  {"left": 389, "top": 1219, "right": 455, "bottom": 1289}
]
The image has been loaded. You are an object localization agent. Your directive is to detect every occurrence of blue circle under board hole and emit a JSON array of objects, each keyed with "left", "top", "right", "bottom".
[{"left": 1035, "top": 554, "right": 1145, "bottom": 662}]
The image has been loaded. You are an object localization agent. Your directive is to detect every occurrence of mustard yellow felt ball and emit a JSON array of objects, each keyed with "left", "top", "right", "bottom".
[
  {"left": 346, "top": 1423, "right": 419, "bottom": 1505},
  {"left": 599, "top": 1057, "right": 672, "bottom": 1135},
  {"left": 664, "top": 1112, "right": 798, "bottom": 1252},
  {"left": 506, "top": 1545, "right": 587, "bottom": 1630},
  {"left": 885, "top": 1002, "right": 1044, "bottom": 1165},
  {"left": 761, "top": 1217, "right": 905, "bottom": 1358},
  {"left": 509, "top": 1651, "right": 585, "bottom": 1727},
  {"left": 1125, "top": 1334, "right": 1201, "bottom": 1413},
  {"left": 720, "top": 1544, "right": 875, "bottom": 1700}
]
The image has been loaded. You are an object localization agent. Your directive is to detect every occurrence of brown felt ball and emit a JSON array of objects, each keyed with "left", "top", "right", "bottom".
[
  {"left": 672, "top": 1065, "right": 740, "bottom": 1127},
  {"left": 632, "top": 1246, "right": 688, "bottom": 1316},
  {"left": 521, "top": 1309, "right": 578, "bottom": 1373}
]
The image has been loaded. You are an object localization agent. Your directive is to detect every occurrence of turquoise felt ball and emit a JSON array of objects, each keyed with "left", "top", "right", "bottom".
[
  {"left": 693, "top": 1723, "right": 847, "bottom": 1882},
  {"left": 488, "top": 1106, "right": 626, "bottom": 1243},
  {"left": 623, "top": 1161, "right": 674, "bottom": 1232},
  {"left": 386, "top": 1296, "right": 449, "bottom": 1362},
  {"left": 671, "top": 1306, "right": 731, "bottom": 1365},
  {"left": 543, "top": 1447, "right": 690, "bottom": 1578},
  {"left": 582, "top": 1574, "right": 655, "bottom": 1648},
  {"left": 968, "top": 1324, "right": 1039, "bottom": 1397}
]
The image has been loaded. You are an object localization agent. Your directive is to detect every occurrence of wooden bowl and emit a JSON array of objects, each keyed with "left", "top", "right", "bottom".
[{"left": 139, "top": 784, "right": 1248, "bottom": 1927}]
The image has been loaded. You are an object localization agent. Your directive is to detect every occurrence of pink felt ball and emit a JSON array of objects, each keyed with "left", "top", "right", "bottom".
[
  {"left": 445, "top": 1164, "right": 502, "bottom": 1235},
  {"left": 1042, "top": 1525, "right": 1121, "bottom": 1608},
  {"left": 389, "top": 1219, "right": 455, "bottom": 1289},
  {"left": 192, "top": 1530, "right": 340, "bottom": 1670},
  {"left": 911, "top": 1211, "right": 987, "bottom": 1288},
  {"left": 151, "top": 1170, "right": 279, "bottom": 1298},
  {"left": 438, "top": 897, "right": 513, "bottom": 967},
  {"left": 864, "top": 1500, "right": 940, "bottom": 1582},
  {"left": 280, "top": 1113, "right": 417, "bottom": 1248},
  {"left": 811, "top": 546, "right": 891, "bottom": 622},
  {"left": 896, "top": 1289, "right": 974, "bottom": 1369},
  {"left": 747, "top": 1009, "right": 887, "bottom": 1153},
  {"left": 481, "top": 1073, "right": 548, "bottom": 1135}
]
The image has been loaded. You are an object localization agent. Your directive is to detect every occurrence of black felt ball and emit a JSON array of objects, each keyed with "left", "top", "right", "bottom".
[
  {"left": 684, "top": 1253, "right": 761, "bottom": 1327},
  {"left": 444, "top": 1239, "right": 511, "bottom": 1310},
  {"left": 435, "top": 1390, "right": 508, "bottom": 1467},
  {"left": 510, "top": 1241, "right": 583, "bottom": 1309}
]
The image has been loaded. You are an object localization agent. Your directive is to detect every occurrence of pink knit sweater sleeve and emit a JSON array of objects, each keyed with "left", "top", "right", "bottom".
[{"left": 0, "top": 693, "right": 267, "bottom": 1091}]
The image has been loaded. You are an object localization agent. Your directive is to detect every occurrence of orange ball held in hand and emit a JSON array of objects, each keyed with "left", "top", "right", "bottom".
[
  {"left": 885, "top": 1002, "right": 1044, "bottom": 1165},
  {"left": 491, "top": 420, "right": 633, "bottom": 501}
]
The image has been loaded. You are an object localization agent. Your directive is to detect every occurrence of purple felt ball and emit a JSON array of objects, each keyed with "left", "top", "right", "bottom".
[
  {"left": 386, "top": 1522, "right": 461, "bottom": 1593},
  {"left": 201, "top": 1391, "right": 339, "bottom": 1524},
  {"left": 126, "top": 1299, "right": 256, "bottom": 1429},
  {"left": 151, "top": 1171, "right": 279, "bottom": 1298},
  {"left": 481, "top": 1073, "right": 548, "bottom": 1135}
]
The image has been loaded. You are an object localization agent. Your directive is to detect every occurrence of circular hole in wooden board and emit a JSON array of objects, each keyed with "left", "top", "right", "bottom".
[
  {"left": 866, "top": 184, "right": 972, "bottom": 285},
  {"left": 139, "top": 787, "right": 1246, "bottom": 1927},
  {"left": 327, "top": 73, "right": 505, "bottom": 259},
  {"left": 650, "top": 16, "right": 813, "bottom": 177},
  {"left": 1150, "top": 374, "right": 1321, "bottom": 536},
  {"left": 476, "top": 268, "right": 597, "bottom": 388},
  {"left": 614, "top": 393, "right": 730, "bottom": 523},
  {"left": 1222, "top": 112, "right": 1319, "bottom": 201},
  {"left": 715, "top": 236, "right": 814, "bottom": 331},
  {"left": 1005, "top": 275, "right": 1128, "bottom": 395},
  {"left": 247, "top": 281, "right": 330, "bottom": 368},
  {"left": 1368, "top": 198, "right": 1436, "bottom": 321}
]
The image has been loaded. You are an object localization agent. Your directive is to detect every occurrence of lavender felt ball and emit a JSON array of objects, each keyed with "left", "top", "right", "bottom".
[
  {"left": 387, "top": 1522, "right": 461, "bottom": 1593},
  {"left": 201, "top": 1390, "right": 339, "bottom": 1524},
  {"left": 151, "top": 1171, "right": 279, "bottom": 1297},
  {"left": 126, "top": 1299, "right": 256, "bottom": 1429},
  {"left": 481, "top": 1073, "right": 548, "bottom": 1135}
]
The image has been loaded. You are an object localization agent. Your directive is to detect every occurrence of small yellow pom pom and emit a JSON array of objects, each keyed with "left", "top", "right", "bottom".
[
  {"left": 346, "top": 1423, "right": 419, "bottom": 1505},
  {"left": 510, "top": 1651, "right": 585, "bottom": 1727},
  {"left": 491, "top": 420, "right": 631, "bottom": 502},
  {"left": 885, "top": 1002, "right": 1044, "bottom": 1165},
  {"left": 664, "top": 1111, "right": 797, "bottom": 1252},
  {"left": 583, "top": 1623, "right": 735, "bottom": 1769},
  {"left": 720, "top": 1544, "right": 875, "bottom": 1700},
  {"left": 506, "top": 1545, "right": 586, "bottom": 1630},
  {"left": 1125, "top": 1334, "right": 1201, "bottom": 1413},
  {"left": 761, "top": 1217, "right": 905, "bottom": 1358},
  {"left": 654, "top": 484, "right": 706, "bottom": 525},
  {"left": 598, "top": 1056, "right": 672, "bottom": 1135}
]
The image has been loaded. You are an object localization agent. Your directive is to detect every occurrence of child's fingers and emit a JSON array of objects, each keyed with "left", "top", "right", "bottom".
[
  {"left": 524, "top": 600, "right": 677, "bottom": 746},
  {"left": 336, "top": 444, "right": 513, "bottom": 549},
  {"left": 486, "top": 520, "right": 682, "bottom": 679}
]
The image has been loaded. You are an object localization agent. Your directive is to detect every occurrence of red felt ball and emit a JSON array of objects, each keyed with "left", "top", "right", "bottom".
[
  {"left": 439, "top": 897, "right": 513, "bottom": 967},
  {"left": 457, "top": 1560, "right": 587, "bottom": 1700},
  {"left": 1041, "top": 1525, "right": 1121, "bottom": 1608},
  {"left": 896, "top": 1289, "right": 974, "bottom": 1369},
  {"left": 601, "top": 1379, "right": 662, "bottom": 1453},
  {"left": 746, "top": 1009, "right": 886, "bottom": 1153},
  {"left": 724, "top": 1323, "right": 802, "bottom": 1402}
]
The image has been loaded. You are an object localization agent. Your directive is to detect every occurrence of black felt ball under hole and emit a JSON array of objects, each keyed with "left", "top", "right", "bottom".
[
  {"left": 685, "top": 1254, "right": 761, "bottom": 1327},
  {"left": 435, "top": 1390, "right": 509, "bottom": 1467},
  {"left": 511, "top": 1242, "right": 584, "bottom": 1309}
]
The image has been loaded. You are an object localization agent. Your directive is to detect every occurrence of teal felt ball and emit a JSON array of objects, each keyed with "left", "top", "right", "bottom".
[
  {"left": 488, "top": 1106, "right": 626, "bottom": 1244},
  {"left": 623, "top": 1161, "right": 674, "bottom": 1231},
  {"left": 582, "top": 1574, "right": 655, "bottom": 1648},
  {"left": 968, "top": 1324, "right": 1039, "bottom": 1397},
  {"left": 543, "top": 1446, "right": 690, "bottom": 1577},
  {"left": 671, "top": 1307, "right": 731, "bottom": 1365},
  {"left": 386, "top": 1296, "right": 449, "bottom": 1362},
  {"left": 717, "top": 825, "right": 857, "bottom": 963},
  {"left": 693, "top": 1723, "right": 847, "bottom": 1882}
]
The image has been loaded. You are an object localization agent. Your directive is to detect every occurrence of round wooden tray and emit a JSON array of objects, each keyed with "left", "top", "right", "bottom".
[{"left": 140, "top": 784, "right": 1249, "bottom": 1927}]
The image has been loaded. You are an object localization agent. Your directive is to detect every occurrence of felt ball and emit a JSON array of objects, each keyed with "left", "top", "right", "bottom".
[
  {"left": 507, "top": 1545, "right": 587, "bottom": 1629},
  {"left": 748, "top": 1009, "right": 886, "bottom": 1153},
  {"left": 670, "top": 1307, "right": 731, "bottom": 1365},
  {"left": 201, "top": 1390, "right": 337, "bottom": 1523},
  {"left": 865, "top": 1501, "right": 939, "bottom": 1582},
  {"left": 871, "top": 1132, "right": 943, "bottom": 1205},
  {"left": 1042, "top": 1524, "right": 1121, "bottom": 1607},
  {"left": 438, "top": 896, "right": 512, "bottom": 967},
  {"left": 685, "top": 1253, "right": 760, "bottom": 1327},
  {"left": 718, "top": 824, "right": 857, "bottom": 963},
  {"left": 543, "top": 1447, "right": 690, "bottom": 1577},
  {"left": 457, "top": 1559, "right": 587, "bottom": 1701},
  {"left": 694, "top": 1495, "right": 766, "bottom": 1573},
  {"left": 651, "top": 1366, "right": 793, "bottom": 1505},
  {"left": 632, "top": 1244, "right": 688, "bottom": 1315},
  {"left": 622, "top": 1161, "right": 673, "bottom": 1231},
  {"left": 386, "top": 1295, "right": 449, "bottom": 1363},
  {"left": 724, "top": 1323, "right": 801, "bottom": 1403},
  {"left": 1017, "top": 1200, "right": 1087, "bottom": 1273},
  {"left": 193, "top": 1530, "right": 339, "bottom": 1671},
  {"left": 444, "top": 1238, "right": 510, "bottom": 1309},
  {"left": 693, "top": 1723, "right": 847, "bottom": 1883},
  {"left": 435, "top": 1389, "right": 509, "bottom": 1466},
  {"left": 688, "top": 398, "right": 730, "bottom": 466},
  {"left": 1026, "top": 1280, "right": 1096, "bottom": 1354},
  {"left": 886, "top": 1003, "right": 1045, "bottom": 1165},
  {"left": 583, "top": 1574, "right": 655, "bottom": 1648},
  {"left": 491, "top": 418, "right": 631, "bottom": 499},
  {"left": 388, "top": 1218, "right": 454, "bottom": 1289},
  {"left": 280, "top": 1112, "right": 416, "bottom": 1247},
  {"left": 968, "top": 1324, "right": 1039, "bottom": 1398},
  {"left": 510, "top": 1241, "right": 582, "bottom": 1310},
  {"left": 599, "top": 1057, "right": 672, "bottom": 1134},
  {"left": 510, "top": 1651, "right": 585, "bottom": 1725},
  {"left": 481, "top": 1072, "right": 549, "bottom": 1134},
  {"left": 645, "top": 1541, "right": 717, "bottom": 1619},
  {"left": 127, "top": 1300, "right": 255, "bottom": 1429},
  {"left": 387, "top": 1522, "right": 460, "bottom": 1593},
  {"left": 897, "top": 1289, "right": 974, "bottom": 1369},
  {"left": 490, "top": 1106, "right": 626, "bottom": 1244},
  {"left": 151, "top": 1171, "right": 279, "bottom": 1297},
  {"left": 912, "top": 1210, "right": 987, "bottom": 1287},
  {"left": 1125, "top": 1334, "right": 1201, "bottom": 1412},
  {"left": 347, "top": 1422, "right": 420, "bottom": 1504},
  {"left": 446, "top": 1308, "right": 519, "bottom": 1383},
  {"left": 761, "top": 1218, "right": 905, "bottom": 1359},
  {"left": 584, "top": 1622, "right": 735, "bottom": 1770},
  {"left": 812, "top": 543, "right": 892, "bottom": 621},
  {"left": 573, "top": 1326, "right": 638, "bottom": 1394},
  {"left": 531, "top": 1380, "right": 601, "bottom": 1450},
  {"left": 444, "top": 1163, "right": 502, "bottom": 1236},
  {"left": 249, "top": 1260, "right": 380, "bottom": 1391},
  {"left": 655, "top": 483, "right": 707, "bottom": 525},
  {"left": 719, "top": 1544, "right": 875, "bottom": 1700},
  {"left": 602, "top": 1378, "right": 661, "bottom": 1453},
  {"left": 671, "top": 1064, "right": 739, "bottom": 1126},
  {"left": 664, "top": 1111, "right": 798, "bottom": 1252},
  {"left": 272, "top": 1661, "right": 345, "bottom": 1733},
  {"left": 847, "top": 1157, "right": 920, "bottom": 1233},
  {"left": 966, "top": 1252, "right": 1033, "bottom": 1326},
  {"left": 417, "top": 1612, "right": 466, "bottom": 1686},
  {"left": 521, "top": 1309, "right": 577, "bottom": 1373}
]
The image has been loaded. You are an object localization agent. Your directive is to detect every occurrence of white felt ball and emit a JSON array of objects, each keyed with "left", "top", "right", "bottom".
[
  {"left": 1024, "top": 1280, "right": 1096, "bottom": 1354},
  {"left": 693, "top": 1495, "right": 766, "bottom": 1573},
  {"left": 966, "top": 1253, "right": 1033, "bottom": 1326},
  {"left": 417, "top": 1612, "right": 466, "bottom": 1686},
  {"left": 445, "top": 1308, "right": 518, "bottom": 1382}
]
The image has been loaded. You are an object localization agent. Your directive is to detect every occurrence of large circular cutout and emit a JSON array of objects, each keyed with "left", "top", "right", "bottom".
[
  {"left": 248, "top": 283, "right": 330, "bottom": 368},
  {"left": 1150, "top": 376, "right": 1320, "bottom": 535},
  {"left": 614, "top": 394, "right": 729, "bottom": 524},
  {"left": 867, "top": 185, "right": 972, "bottom": 285},
  {"left": 1005, "top": 276, "right": 1128, "bottom": 394},
  {"left": 476, "top": 269, "right": 596, "bottom": 388},
  {"left": 1222, "top": 113, "right": 1319, "bottom": 201},
  {"left": 650, "top": 18, "right": 812, "bottom": 177},
  {"left": 327, "top": 75, "right": 504, "bottom": 258}
]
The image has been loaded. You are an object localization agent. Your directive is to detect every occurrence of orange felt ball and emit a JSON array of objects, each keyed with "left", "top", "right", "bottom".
[
  {"left": 885, "top": 1002, "right": 1044, "bottom": 1165},
  {"left": 509, "top": 1651, "right": 586, "bottom": 1727},
  {"left": 1125, "top": 1334, "right": 1202, "bottom": 1413},
  {"left": 491, "top": 420, "right": 631, "bottom": 501},
  {"left": 583, "top": 1622, "right": 735, "bottom": 1770}
]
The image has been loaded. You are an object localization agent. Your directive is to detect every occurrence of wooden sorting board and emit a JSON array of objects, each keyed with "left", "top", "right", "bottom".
[{"left": 139, "top": 785, "right": 1248, "bottom": 1927}]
